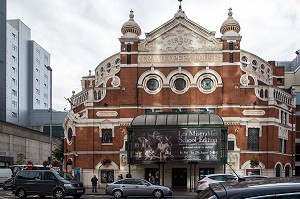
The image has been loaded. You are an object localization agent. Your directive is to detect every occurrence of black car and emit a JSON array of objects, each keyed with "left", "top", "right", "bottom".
[
  {"left": 12, "top": 170, "right": 85, "bottom": 199},
  {"left": 194, "top": 177, "right": 300, "bottom": 199}
]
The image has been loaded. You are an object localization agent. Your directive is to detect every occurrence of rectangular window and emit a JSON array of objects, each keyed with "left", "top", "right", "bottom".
[
  {"left": 44, "top": 55, "right": 48, "bottom": 61},
  {"left": 248, "top": 128, "right": 259, "bottom": 151},
  {"left": 35, "top": 99, "right": 40, "bottom": 105},
  {"left": 36, "top": 59, "right": 40, "bottom": 64},
  {"left": 296, "top": 92, "right": 300, "bottom": 105},
  {"left": 277, "top": 78, "right": 283, "bottom": 84},
  {"left": 11, "top": 112, "right": 17, "bottom": 118},
  {"left": 127, "top": 44, "right": 131, "bottom": 52},
  {"left": 145, "top": 109, "right": 152, "bottom": 114},
  {"left": 229, "top": 42, "right": 234, "bottom": 50},
  {"left": 281, "top": 111, "right": 287, "bottom": 125},
  {"left": 12, "top": 55, "right": 17, "bottom": 62},
  {"left": 12, "top": 101, "right": 17, "bottom": 108},
  {"left": 12, "top": 33, "right": 17, "bottom": 40},
  {"left": 12, "top": 67, "right": 16, "bottom": 73},
  {"left": 12, "top": 44, "right": 17, "bottom": 51},
  {"left": 12, "top": 78, "right": 17, "bottom": 85},
  {"left": 229, "top": 53, "right": 234, "bottom": 63},
  {"left": 127, "top": 54, "right": 131, "bottom": 64},
  {"left": 12, "top": 89, "right": 17, "bottom": 96},
  {"left": 102, "top": 129, "right": 113, "bottom": 143},
  {"left": 36, "top": 48, "right": 40, "bottom": 54},
  {"left": 36, "top": 68, "right": 40, "bottom": 73},
  {"left": 228, "top": 141, "right": 234, "bottom": 150},
  {"left": 36, "top": 89, "right": 40, "bottom": 95}
]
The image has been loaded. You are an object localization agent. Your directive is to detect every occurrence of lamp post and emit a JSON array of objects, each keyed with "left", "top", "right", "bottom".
[{"left": 45, "top": 65, "right": 53, "bottom": 165}]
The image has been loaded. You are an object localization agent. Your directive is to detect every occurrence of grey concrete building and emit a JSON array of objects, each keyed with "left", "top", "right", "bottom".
[{"left": 0, "top": 0, "right": 6, "bottom": 122}]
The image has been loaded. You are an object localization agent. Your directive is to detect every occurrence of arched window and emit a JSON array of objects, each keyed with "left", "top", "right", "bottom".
[
  {"left": 276, "top": 164, "right": 281, "bottom": 177},
  {"left": 285, "top": 165, "right": 290, "bottom": 177}
]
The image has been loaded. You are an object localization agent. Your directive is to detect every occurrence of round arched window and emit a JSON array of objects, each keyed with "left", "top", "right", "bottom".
[
  {"left": 143, "top": 75, "right": 162, "bottom": 94},
  {"left": 174, "top": 78, "right": 186, "bottom": 91},
  {"left": 201, "top": 78, "right": 213, "bottom": 90},
  {"left": 170, "top": 75, "right": 190, "bottom": 94},
  {"left": 147, "top": 78, "right": 159, "bottom": 91}
]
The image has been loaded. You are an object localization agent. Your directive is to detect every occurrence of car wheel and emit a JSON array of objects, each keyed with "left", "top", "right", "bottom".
[
  {"left": 53, "top": 188, "right": 64, "bottom": 199},
  {"left": 73, "top": 194, "right": 83, "bottom": 198},
  {"left": 153, "top": 190, "right": 163, "bottom": 198},
  {"left": 16, "top": 188, "right": 27, "bottom": 199},
  {"left": 113, "top": 190, "right": 123, "bottom": 198},
  {"left": 38, "top": 195, "right": 46, "bottom": 198}
]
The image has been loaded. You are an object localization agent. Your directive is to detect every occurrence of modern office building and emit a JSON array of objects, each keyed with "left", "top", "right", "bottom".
[
  {"left": 0, "top": 1, "right": 66, "bottom": 166},
  {"left": 5, "top": 19, "right": 66, "bottom": 134},
  {"left": 63, "top": 4, "right": 296, "bottom": 190},
  {"left": 0, "top": 0, "right": 6, "bottom": 122}
]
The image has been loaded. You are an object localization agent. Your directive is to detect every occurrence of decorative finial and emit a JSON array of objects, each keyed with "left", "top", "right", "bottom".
[
  {"left": 129, "top": 10, "right": 134, "bottom": 20},
  {"left": 228, "top": 7, "right": 233, "bottom": 17},
  {"left": 178, "top": 0, "right": 182, "bottom": 10}
]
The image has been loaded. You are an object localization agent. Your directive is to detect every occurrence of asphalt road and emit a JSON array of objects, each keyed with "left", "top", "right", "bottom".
[{"left": 0, "top": 189, "right": 196, "bottom": 199}]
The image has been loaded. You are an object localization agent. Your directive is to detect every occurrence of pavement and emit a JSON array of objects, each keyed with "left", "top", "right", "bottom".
[{"left": 85, "top": 188, "right": 196, "bottom": 196}]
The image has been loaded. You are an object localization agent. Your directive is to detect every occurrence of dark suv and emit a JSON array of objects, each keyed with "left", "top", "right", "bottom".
[
  {"left": 12, "top": 170, "right": 85, "bottom": 199},
  {"left": 194, "top": 177, "right": 300, "bottom": 199}
]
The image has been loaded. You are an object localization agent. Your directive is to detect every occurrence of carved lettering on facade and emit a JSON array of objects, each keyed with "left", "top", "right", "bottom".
[
  {"left": 96, "top": 111, "right": 118, "bottom": 117},
  {"left": 242, "top": 110, "right": 265, "bottom": 116},
  {"left": 143, "top": 26, "right": 221, "bottom": 52},
  {"left": 138, "top": 54, "right": 222, "bottom": 64}
]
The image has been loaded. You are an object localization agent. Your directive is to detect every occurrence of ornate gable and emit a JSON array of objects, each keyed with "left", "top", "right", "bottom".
[{"left": 139, "top": 10, "right": 222, "bottom": 53}]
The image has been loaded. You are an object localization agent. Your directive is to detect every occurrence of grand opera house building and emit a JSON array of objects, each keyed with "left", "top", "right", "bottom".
[{"left": 63, "top": 3, "right": 296, "bottom": 190}]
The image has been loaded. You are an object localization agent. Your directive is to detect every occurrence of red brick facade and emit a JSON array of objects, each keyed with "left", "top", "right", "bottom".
[{"left": 63, "top": 7, "right": 295, "bottom": 188}]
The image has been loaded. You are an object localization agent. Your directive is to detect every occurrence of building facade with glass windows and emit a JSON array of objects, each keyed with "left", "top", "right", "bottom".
[{"left": 63, "top": 5, "right": 296, "bottom": 190}]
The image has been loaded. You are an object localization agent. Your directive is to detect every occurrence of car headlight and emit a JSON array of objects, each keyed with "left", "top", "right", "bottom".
[{"left": 64, "top": 183, "right": 73, "bottom": 187}]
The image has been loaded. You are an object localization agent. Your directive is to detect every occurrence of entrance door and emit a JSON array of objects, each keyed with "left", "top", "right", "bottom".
[
  {"left": 145, "top": 168, "right": 159, "bottom": 184},
  {"left": 172, "top": 168, "right": 187, "bottom": 188}
]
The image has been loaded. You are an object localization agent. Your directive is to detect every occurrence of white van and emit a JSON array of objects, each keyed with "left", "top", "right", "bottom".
[{"left": 0, "top": 168, "right": 12, "bottom": 184}]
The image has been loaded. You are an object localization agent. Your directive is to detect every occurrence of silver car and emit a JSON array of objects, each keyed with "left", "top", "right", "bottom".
[
  {"left": 105, "top": 178, "right": 173, "bottom": 198},
  {"left": 197, "top": 174, "right": 237, "bottom": 193}
]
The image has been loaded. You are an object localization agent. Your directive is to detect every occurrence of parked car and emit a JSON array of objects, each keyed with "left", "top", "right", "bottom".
[
  {"left": 0, "top": 168, "right": 13, "bottom": 185},
  {"left": 194, "top": 177, "right": 300, "bottom": 199},
  {"left": 240, "top": 175, "right": 268, "bottom": 180},
  {"left": 12, "top": 170, "right": 85, "bottom": 199},
  {"left": 105, "top": 178, "right": 173, "bottom": 198},
  {"left": 2, "top": 177, "right": 13, "bottom": 190},
  {"left": 196, "top": 174, "right": 237, "bottom": 193}
]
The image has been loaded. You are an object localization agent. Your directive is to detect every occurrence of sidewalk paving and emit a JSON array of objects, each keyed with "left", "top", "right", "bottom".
[{"left": 85, "top": 188, "right": 196, "bottom": 196}]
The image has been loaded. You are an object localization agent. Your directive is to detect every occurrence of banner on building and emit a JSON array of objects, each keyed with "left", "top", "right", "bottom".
[{"left": 131, "top": 128, "right": 223, "bottom": 164}]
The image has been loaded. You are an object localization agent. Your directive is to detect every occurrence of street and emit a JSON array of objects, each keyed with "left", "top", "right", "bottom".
[{"left": 0, "top": 189, "right": 196, "bottom": 199}]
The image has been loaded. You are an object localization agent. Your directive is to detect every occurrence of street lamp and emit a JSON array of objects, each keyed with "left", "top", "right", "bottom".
[{"left": 45, "top": 65, "right": 53, "bottom": 165}]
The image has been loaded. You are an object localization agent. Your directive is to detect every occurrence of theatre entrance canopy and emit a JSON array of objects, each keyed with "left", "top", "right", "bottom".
[{"left": 128, "top": 112, "right": 228, "bottom": 165}]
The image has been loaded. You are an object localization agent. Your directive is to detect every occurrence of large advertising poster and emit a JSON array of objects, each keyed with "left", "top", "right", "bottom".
[{"left": 132, "top": 128, "right": 222, "bottom": 164}]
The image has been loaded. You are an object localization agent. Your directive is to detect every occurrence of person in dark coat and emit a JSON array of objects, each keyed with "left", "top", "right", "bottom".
[{"left": 91, "top": 175, "right": 98, "bottom": 193}]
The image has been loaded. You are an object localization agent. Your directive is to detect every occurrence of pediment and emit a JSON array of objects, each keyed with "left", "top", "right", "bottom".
[{"left": 139, "top": 15, "right": 222, "bottom": 53}]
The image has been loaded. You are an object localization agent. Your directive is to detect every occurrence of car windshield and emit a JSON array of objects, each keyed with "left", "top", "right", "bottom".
[{"left": 53, "top": 171, "right": 76, "bottom": 180}]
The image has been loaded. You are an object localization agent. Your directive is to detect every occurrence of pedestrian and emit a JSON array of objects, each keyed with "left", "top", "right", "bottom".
[
  {"left": 91, "top": 175, "right": 98, "bottom": 193},
  {"left": 118, "top": 174, "right": 123, "bottom": 180}
]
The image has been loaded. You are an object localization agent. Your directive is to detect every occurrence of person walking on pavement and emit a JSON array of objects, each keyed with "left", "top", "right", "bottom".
[{"left": 91, "top": 175, "right": 98, "bottom": 193}]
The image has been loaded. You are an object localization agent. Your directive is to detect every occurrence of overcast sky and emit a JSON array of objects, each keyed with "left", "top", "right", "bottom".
[{"left": 7, "top": 0, "right": 300, "bottom": 111}]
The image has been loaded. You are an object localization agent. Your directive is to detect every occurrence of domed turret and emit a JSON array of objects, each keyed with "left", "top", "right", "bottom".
[
  {"left": 121, "top": 10, "right": 141, "bottom": 37},
  {"left": 220, "top": 8, "right": 240, "bottom": 36}
]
